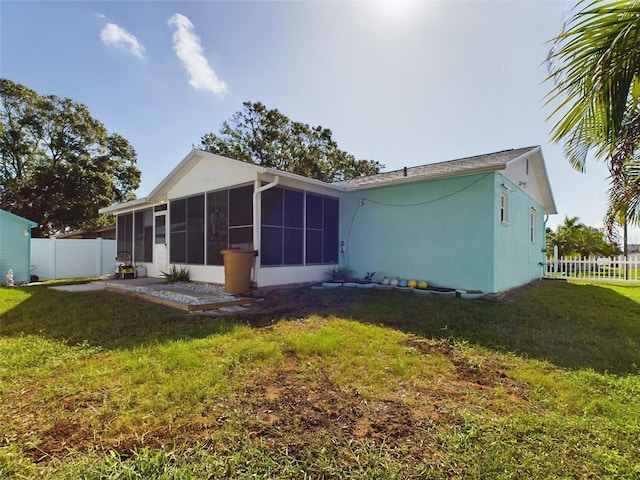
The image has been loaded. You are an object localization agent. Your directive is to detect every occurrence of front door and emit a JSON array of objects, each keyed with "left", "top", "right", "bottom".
[{"left": 153, "top": 211, "right": 168, "bottom": 277}]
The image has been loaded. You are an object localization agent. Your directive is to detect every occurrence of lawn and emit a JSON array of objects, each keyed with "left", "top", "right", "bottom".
[{"left": 1, "top": 279, "right": 639, "bottom": 479}]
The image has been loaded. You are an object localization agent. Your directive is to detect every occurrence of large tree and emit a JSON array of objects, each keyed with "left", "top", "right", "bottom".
[
  {"left": 545, "top": 0, "right": 640, "bottom": 250},
  {"left": 199, "top": 101, "right": 383, "bottom": 182},
  {"left": 0, "top": 79, "right": 140, "bottom": 237}
]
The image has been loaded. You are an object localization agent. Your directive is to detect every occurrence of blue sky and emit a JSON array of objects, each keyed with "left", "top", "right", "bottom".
[{"left": 2, "top": 0, "right": 637, "bottom": 242}]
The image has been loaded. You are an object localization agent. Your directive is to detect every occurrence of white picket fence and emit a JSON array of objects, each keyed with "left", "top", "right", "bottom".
[
  {"left": 545, "top": 251, "right": 640, "bottom": 282},
  {"left": 31, "top": 238, "right": 116, "bottom": 280}
]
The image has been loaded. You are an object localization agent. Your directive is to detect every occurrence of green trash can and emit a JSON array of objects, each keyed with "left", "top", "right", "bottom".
[{"left": 221, "top": 249, "right": 255, "bottom": 294}]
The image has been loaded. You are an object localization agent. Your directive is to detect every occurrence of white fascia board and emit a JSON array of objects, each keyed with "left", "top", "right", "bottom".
[
  {"left": 261, "top": 166, "right": 341, "bottom": 192},
  {"left": 503, "top": 145, "right": 540, "bottom": 168},
  {"left": 99, "top": 197, "right": 150, "bottom": 215}
]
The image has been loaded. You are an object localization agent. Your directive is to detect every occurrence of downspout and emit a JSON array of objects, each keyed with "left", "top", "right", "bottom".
[
  {"left": 541, "top": 214, "right": 550, "bottom": 280},
  {"left": 252, "top": 175, "right": 280, "bottom": 286}
]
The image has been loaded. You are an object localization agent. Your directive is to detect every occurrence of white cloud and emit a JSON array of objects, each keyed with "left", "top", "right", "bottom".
[
  {"left": 168, "top": 13, "right": 228, "bottom": 97},
  {"left": 100, "top": 22, "right": 145, "bottom": 59}
]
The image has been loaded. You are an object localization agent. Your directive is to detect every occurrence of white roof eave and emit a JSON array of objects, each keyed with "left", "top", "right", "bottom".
[{"left": 99, "top": 197, "right": 150, "bottom": 215}]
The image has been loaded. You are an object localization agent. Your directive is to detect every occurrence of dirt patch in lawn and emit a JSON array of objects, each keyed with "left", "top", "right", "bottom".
[
  {"left": 229, "top": 347, "right": 531, "bottom": 464},
  {"left": 12, "top": 339, "right": 532, "bottom": 465}
]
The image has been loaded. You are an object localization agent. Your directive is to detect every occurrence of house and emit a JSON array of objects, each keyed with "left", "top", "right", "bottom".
[
  {"left": 54, "top": 226, "right": 116, "bottom": 240},
  {"left": 0, "top": 209, "right": 37, "bottom": 283},
  {"left": 100, "top": 146, "right": 557, "bottom": 294},
  {"left": 627, "top": 244, "right": 640, "bottom": 263}
]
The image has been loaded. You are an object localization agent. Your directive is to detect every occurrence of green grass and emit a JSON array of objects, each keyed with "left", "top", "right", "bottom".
[{"left": 1, "top": 280, "right": 640, "bottom": 478}]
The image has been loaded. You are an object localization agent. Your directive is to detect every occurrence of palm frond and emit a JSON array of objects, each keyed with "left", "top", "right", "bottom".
[{"left": 546, "top": 0, "right": 640, "bottom": 168}]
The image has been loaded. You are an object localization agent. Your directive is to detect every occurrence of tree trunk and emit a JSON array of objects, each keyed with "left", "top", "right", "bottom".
[{"left": 623, "top": 215, "right": 628, "bottom": 280}]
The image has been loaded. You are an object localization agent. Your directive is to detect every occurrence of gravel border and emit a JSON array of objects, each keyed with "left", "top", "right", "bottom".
[{"left": 109, "top": 282, "right": 231, "bottom": 306}]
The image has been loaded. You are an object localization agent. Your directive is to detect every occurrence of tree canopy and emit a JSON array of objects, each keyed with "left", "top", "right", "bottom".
[
  {"left": 0, "top": 79, "right": 140, "bottom": 237},
  {"left": 546, "top": 216, "right": 619, "bottom": 258},
  {"left": 199, "top": 101, "right": 383, "bottom": 182},
  {"left": 545, "top": 0, "right": 640, "bottom": 237}
]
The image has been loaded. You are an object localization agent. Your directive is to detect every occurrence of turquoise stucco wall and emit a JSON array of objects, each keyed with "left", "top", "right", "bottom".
[
  {"left": 492, "top": 175, "right": 546, "bottom": 292},
  {"left": 340, "top": 173, "right": 497, "bottom": 293},
  {"left": 0, "top": 212, "right": 34, "bottom": 283}
]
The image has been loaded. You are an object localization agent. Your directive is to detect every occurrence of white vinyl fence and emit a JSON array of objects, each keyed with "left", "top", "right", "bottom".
[
  {"left": 31, "top": 238, "right": 116, "bottom": 280},
  {"left": 545, "top": 249, "right": 640, "bottom": 282}
]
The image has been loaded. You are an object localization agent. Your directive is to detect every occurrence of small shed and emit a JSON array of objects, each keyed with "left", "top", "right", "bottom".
[{"left": 0, "top": 209, "right": 37, "bottom": 284}]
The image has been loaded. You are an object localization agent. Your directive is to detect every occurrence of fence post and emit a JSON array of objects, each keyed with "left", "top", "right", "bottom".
[
  {"left": 51, "top": 238, "right": 57, "bottom": 280},
  {"left": 553, "top": 245, "right": 559, "bottom": 279},
  {"left": 96, "top": 237, "right": 103, "bottom": 276}
]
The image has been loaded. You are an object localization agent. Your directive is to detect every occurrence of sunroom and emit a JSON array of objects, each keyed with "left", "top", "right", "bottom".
[{"left": 101, "top": 150, "right": 341, "bottom": 288}]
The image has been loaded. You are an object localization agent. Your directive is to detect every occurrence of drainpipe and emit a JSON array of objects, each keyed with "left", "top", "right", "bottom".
[
  {"left": 541, "top": 214, "right": 550, "bottom": 280},
  {"left": 252, "top": 175, "right": 280, "bottom": 285}
]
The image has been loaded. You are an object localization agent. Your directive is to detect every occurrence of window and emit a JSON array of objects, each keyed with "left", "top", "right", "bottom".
[
  {"left": 134, "top": 209, "right": 153, "bottom": 263},
  {"left": 530, "top": 208, "right": 537, "bottom": 243},
  {"left": 261, "top": 187, "right": 304, "bottom": 266},
  {"left": 169, "top": 198, "right": 187, "bottom": 263},
  {"left": 187, "top": 196, "right": 205, "bottom": 264},
  {"left": 206, "top": 185, "right": 254, "bottom": 265},
  {"left": 118, "top": 209, "right": 155, "bottom": 262},
  {"left": 169, "top": 195, "right": 206, "bottom": 264},
  {"left": 228, "top": 185, "right": 254, "bottom": 252},
  {"left": 206, "top": 190, "right": 228, "bottom": 265},
  {"left": 306, "top": 193, "right": 339, "bottom": 264},
  {"left": 155, "top": 215, "right": 166, "bottom": 244},
  {"left": 500, "top": 192, "right": 509, "bottom": 224},
  {"left": 116, "top": 213, "right": 133, "bottom": 255},
  {"left": 166, "top": 185, "right": 336, "bottom": 267}
]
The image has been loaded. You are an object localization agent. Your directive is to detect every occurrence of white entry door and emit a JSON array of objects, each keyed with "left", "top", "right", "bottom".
[{"left": 153, "top": 211, "right": 168, "bottom": 277}]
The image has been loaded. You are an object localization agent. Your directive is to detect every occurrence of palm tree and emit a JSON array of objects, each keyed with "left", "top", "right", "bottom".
[
  {"left": 546, "top": 216, "right": 618, "bottom": 258},
  {"left": 546, "top": 0, "right": 640, "bottom": 249}
]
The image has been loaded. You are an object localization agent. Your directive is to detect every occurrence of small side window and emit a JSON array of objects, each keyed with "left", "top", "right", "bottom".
[
  {"left": 500, "top": 192, "right": 509, "bottom": 224},
  {"left": 530, "top": 208, "right": 537, "bottom": 242}
]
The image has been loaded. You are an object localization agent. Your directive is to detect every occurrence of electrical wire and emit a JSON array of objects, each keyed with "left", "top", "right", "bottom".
[
  {"left": 343, "top": 202, "right": 362, "bottom": 267},
  {"left": 363, "top": 172, "right": 492, "bottom": 208},
  {"left": 342, "top": 173, "right": 492, "bottom": 266}
]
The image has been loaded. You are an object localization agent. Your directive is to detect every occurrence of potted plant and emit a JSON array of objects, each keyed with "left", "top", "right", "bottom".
[{"left": 356, "top": 271, "right": 376, "bottom": 288}]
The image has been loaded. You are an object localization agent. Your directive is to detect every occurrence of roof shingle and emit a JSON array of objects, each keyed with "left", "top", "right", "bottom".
[{"left": 334, "top": 146, "right": 539, "bottom": 190}]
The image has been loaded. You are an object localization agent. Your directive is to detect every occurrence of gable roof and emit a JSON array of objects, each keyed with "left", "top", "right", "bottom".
[
  {"left": 0, "top": 208, "right": 37, "bottom": 227},
  {"left": 335, "top": 146, "right": 536, "bottom": 189},
  {"left": 145, "top": 149, "right": 265, "bottom": 203},
  {"left": 157, "top": 149, "right": 334, "bottom": 196},
  {"left": 334, "top": 146, "right": 557, "bottom": 214},
  {"left": 100, "top": 149, "right": 339, "bottom": 215},
  {"left": 101, "top": 146, "right": 557, "bottom": 215}
]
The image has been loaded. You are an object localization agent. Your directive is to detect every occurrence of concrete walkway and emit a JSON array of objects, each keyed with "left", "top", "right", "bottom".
[
  {"left": 50, "top": 283, "right": 106, "bottom": 292},
  {"left": 50, "top": 277, "right": 254, "bottom": 313}
]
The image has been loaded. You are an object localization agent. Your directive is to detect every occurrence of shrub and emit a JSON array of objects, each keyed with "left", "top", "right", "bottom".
[
  {"left": 161, "top": 265, "right": 190, "bottom": 284},
  {"left": 326, "top": 265, "right": 351, "bottom": 282}
]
